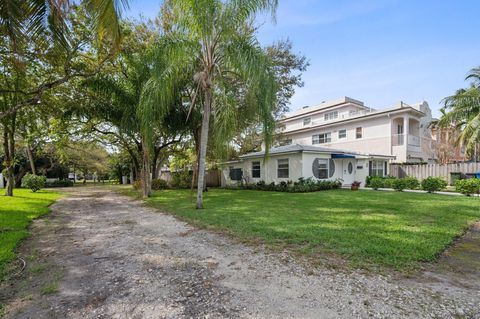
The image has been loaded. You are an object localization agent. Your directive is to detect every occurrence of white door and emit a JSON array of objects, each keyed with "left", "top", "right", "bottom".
[{"left": 342, "top": 159, "right": 355, "bottom": 185}]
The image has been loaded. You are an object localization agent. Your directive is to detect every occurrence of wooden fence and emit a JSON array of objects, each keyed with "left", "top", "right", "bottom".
[
  {"left": 389, "top": 162, "right": 480, "bottom": 185},
  {"left": 158, "top": 169, "right": 222, "bottom": 187}
]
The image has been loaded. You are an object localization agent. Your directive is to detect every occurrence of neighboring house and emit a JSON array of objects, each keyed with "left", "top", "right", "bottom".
[
  {"left": 277, "top": 97, "right": 436, "bottom": 163},
  {"left": 221, "top": 144, "right": 393, "bottom": 187}
]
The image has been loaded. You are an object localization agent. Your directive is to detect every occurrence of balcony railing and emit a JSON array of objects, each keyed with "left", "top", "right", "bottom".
[
  {"left": 407, "top": 135, "right": 420, "bottom": 147},
  {"left": 392, "top": 134, "right": 404, "bottom": 146},
  {"left": 392, "top": 134, "right": 421, "bottom": 147}
]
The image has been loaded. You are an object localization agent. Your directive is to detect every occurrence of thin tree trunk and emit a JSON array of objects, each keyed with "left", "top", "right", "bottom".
[
  {"left": 4, "top": 114, "right": 16, "bottom": 196},
  {"left": 151, "top": 147, "right": 160, "bottom": 180},
  {"left": 196, "top": 90, "right": 212, "bottom": 209},
  {"left": 26, "top": 144, "right": 36, "bottom": 175},
  {"left": 141, "top": 142, "right": 151, "bottom": 198}
]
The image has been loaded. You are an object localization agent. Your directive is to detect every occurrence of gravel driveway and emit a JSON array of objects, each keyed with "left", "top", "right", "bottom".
[{"left": 2, "top": 187, "right": 479, "bottom": 318}]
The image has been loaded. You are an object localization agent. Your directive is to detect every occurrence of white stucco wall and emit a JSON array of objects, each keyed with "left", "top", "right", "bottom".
[
  {"left": 221, "top": 153, "right": 389, "bottom": 187},
  {"left": 287, "top": 116, "right": 392, "bottom": 156},
  {"left": 222, "top": 153, "right": 304, "bottom": 185}
]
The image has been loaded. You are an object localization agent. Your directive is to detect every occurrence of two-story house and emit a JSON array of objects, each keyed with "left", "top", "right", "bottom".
[
  {"left": 277, "top": 96, "right": 435, "bottom": 163},
  {"left": 221, "top": 96, "right": 438, "bottom": 187}
]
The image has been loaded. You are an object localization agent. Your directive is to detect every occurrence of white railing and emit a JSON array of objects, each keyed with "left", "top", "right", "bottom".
[
  {"left": 391, "top": 134, "right": 404, "bottom": 146},
  {"left": 392, "top": 134, "right": 421, "bottom": 147},
  {"left": 407, "top": 135, "right": 420, "bottom": 147}
]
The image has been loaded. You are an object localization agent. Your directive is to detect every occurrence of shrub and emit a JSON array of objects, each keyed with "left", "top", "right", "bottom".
[
  {"left": 403, "top": 176, "right": 420, "bottom": 190},
  {"left": 233, "top": 177, "right": 340, "bottom": 193},
  {"left": 383, "top": 177, "right": 396, "bottom": 188},
  {"left": 455, "top": 179, "right": 480, "bottom": 196},
  {"left": 132, "top": 180, "right": 142, "bottom": 190},
  {"left": 392, "top": 178, "right": 407, "bottom": 191},
  {"left": 366, "top": 175, "right": 396, "bottom": 188},
  {"left": 21, "top": 173, "right": 46, "bottom": 192},
  {"left": 171, "top": 171, "right": 191, "bottom": 189},
  {"left": 151, "top": 179, "right": 168, "bottom": 190},
  {"left": 46, "top": 179, "right": 74, "bottom": 187},
  {"left": 421, "top": 177, "right": 447, "bottom": 193},
  {"left": 369, "top": 177, "right": 384, "bottom": 190}
]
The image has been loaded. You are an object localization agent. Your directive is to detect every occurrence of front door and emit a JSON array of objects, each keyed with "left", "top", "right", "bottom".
[{"left": 342, "top": 159, "right": 355, "bottom": 185}]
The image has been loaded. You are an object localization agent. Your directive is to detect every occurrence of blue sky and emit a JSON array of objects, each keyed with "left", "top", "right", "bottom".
[{"left": 125, "top": 0, "right": 480, "bottom": 117}]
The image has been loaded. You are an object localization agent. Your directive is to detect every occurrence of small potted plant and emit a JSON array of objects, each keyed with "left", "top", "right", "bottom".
[{"left": 351, "top": 181, "right": 361, "bottom": 191}]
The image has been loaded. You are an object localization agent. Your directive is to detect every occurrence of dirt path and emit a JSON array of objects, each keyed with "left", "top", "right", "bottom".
[{"left": 1, "top": 187, "right": 479, "bottom": 319}]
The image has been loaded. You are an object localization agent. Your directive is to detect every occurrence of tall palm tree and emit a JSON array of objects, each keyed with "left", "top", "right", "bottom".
[
  {"left": 155, "top": 0, "right": 278, "bottom": 208},
  {"left": 0, "top": 0, "right": 127, "bottom": 47},
  {"left": 440, "top": 68, "right": 480, "bottom": 159}
]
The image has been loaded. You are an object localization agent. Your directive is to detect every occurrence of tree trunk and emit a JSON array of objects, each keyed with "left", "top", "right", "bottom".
[
  {"left": 3, "top": 114, "right": 16, "bottom": 196},
  {"left": 26, "top": 144, "right": 36, "bottom": 175},
  {"left": 141, "top": 142, "right": 152, "bottom": 198},
  {"left": 196, "top": 90, "right": 212, "bottom": 209},
  {"left": 151, "top": 147, "right": 160, "bottom": 180}
]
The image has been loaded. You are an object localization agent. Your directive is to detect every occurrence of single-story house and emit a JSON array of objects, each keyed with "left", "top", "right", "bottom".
[{"left": 221, "top": 144, "right": 394, "bottom": 187}]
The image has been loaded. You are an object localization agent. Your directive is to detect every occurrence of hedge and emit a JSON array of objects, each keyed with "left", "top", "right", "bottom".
[{"left": 228, "top": 177, "right": 342, "bottom": 193}]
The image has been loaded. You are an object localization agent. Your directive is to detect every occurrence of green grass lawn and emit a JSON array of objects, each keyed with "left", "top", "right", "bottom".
[
  {"left": 0, "top": 189, "right": 61, "bottom": 278},
  {"left": 127, "top": 188, "right": 480, "bottom": 268}
]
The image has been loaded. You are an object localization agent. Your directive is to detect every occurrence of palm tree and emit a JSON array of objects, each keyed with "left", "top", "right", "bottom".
[
  {"left": 0, "top": 0, "right": 127, "bottom": 47},
  {"left": 440, "top": 68, "right": 480, "bottom": 159},
  {"left": 153, "top": 0, "right": 279, "bottom": 209}
]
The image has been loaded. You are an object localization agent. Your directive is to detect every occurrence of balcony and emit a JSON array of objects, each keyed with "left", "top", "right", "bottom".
[{"left": 391, "top": 134, "right": 421, "bottom": 147}]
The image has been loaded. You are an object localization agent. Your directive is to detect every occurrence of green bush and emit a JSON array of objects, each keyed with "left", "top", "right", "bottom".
[
  {"left": 46, "top": 179, "right": 74, "bottom": 187},
  {"left": 392, "top": 178, "right": 407, "bottom": 191},
  {"left": 151, "top": 179, "right": 168, "bottom": 190},
  {"left": 455, "top": 179, "right": 480, "bottom": 196},
  {"left": 171, "top": 171, "right": 191, "bottom": 189},
  {"left": 233, "top": 177, "right": 341, "bottom": 193},
  {"left": 403, "top": 176, "right": 420, "bottom": 190},
  {"left": 366, "top": 175, "right": 396, "bottom": 188},
  {"left": 383, "top": 177, "right": 396, "bottom": 188},
  {"left": 21, "top": 174, "right": 46, "bottom": 192},
  {"left": 132, "top": 180, "right": 142, "bottom": 190},
  {"left": 369, "top": 176, "right": 384, "bottom": 190},
  {"left": 421, "top": 177, "right": 447, "bottom": 193}
]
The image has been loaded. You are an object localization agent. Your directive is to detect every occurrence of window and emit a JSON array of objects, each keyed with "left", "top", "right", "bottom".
[
  {"left": 277, "top": 159, "right": 289, "bottom": 178},
  {"left": 338, "top": 129, "right": 347, "bottom": 139},
  {"left": 324, "top": 111, "right": 338, "bottom": 121},
  {"left": 279, "top": 139, "right": 292, "bottom": 146},
  {"left": 251, "top": 161, "right": 261, "bottom": 178},
  {"left": 356, "top": 127, "right": 362, "bottom": 139},
  {"left": 312, "top": 158, "right": 329, "bottom": 179},
  {"left": 303, "top": 118, "right": 311, "bottom": 126},
  {"left": 348, "top": 162, "right": 353, "bottom": 174},
  {"left": 312, "top": 132, "right": 331, "bottom": 144},
  {"left": 369, "top": 160, "right": 385, "bottom": 177},
  {"left": 229, "top": 167, "right": 243, "bottom": 180}
]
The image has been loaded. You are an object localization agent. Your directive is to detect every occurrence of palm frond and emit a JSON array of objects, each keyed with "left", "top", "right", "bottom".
[
  {"left": 83, "top": 0, "right": 128, "bottom": 48},
  {"left": 0, "top": 0, "right": 28, "bottom": 49}
]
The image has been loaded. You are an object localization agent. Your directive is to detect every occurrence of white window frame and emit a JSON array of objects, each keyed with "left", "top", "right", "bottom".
[
  {"left": 324, "top": 111, "right": 338, "bottom": 121},
  {"left": 317, "top": 159, "right": 329, "bottom": 179},
  {"left": 277, "top": 159, "right": 289, "bottom": 178},
  {"left": 356, "top": 127, "right": 362, "bottom": 139},
  {"left": 371, "top": 160, "right": 385, "bottom": 177},
  {"left": 303, "top": 118, "right": 311, "bottom": 126},
  {"left": 251, "top": 161, "right": 261, "bottom": 178},
  {"left": 338, "top": 129, "right": 347, "bottom": 139},
  {"left": 313, "top": 132, "right": 331, "bottom": 144}
]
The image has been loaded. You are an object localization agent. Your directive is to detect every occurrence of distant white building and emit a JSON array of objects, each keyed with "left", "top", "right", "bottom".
[{"left": 277, "top": 97, "right": 435, "bottom": 163}]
